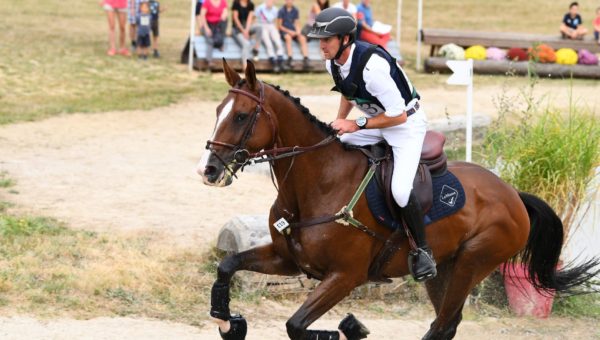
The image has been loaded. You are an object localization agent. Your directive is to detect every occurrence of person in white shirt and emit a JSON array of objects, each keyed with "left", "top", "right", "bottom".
[
  {"left": 331, "top": 0, "right": 357, "bottom": 18},
  {"left": 307, "top": 8, "right": 436, "bottom": 283},
  {"left": 255, "top": 0, "right": 287, "bottom": 72}
]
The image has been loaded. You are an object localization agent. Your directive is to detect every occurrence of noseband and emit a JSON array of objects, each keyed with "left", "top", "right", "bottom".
[{"left": 205, "top": 81, "right": 337, "bottom": 178}]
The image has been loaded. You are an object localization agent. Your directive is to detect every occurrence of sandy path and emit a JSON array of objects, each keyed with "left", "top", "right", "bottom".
[
  {"left": 0, "top": 99, "right": 278, "bottom": 246},
  {"left": 0, "top": 315, "right": 595, "bottom": 339}
]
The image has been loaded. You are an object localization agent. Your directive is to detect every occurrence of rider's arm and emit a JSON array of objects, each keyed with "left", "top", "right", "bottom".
[{"left": 337, "top": 96, "right": 354, "bottom": 119}]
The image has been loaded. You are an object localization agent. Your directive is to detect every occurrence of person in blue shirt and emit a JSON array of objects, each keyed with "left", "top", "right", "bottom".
[
  {"left": 149, "top": 0, "right": 164, "bottom": 58},
  {"left": 356, "top": 0, "right": 390, "bottom": 48},
  {"left": 277, "top": 0, "right": 310, "bottom": 70},
  {"left": 560, "top": 2, "right": 588, "bottom": 39},
  {"left": 136, "top": 1, "right": 152, "bottom": 59}
]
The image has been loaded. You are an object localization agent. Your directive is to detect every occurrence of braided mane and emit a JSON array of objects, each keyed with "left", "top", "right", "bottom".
[{"left": 266, "top": 83, "right": 337, "bottom": 137}]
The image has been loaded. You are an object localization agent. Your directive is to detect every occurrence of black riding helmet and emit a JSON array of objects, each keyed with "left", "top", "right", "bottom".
[{"left": 307, "top": 7, "right": 356, "bottom": 59}]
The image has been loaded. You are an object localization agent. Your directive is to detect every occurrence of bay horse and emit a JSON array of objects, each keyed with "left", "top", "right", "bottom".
[{"left": 197, "top": 60, "right": 599, "bottom": 340}]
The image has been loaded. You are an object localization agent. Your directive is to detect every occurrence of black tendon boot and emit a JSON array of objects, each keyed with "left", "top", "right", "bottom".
[
  {"left": 401, "top": 191, "right": 437, "bottom": 282},
  {"left": 210, "top": 282, "right": 231, "bottom": 320},
  {"left": 305, "top": 314, "right": 369, "bottom": 340}
]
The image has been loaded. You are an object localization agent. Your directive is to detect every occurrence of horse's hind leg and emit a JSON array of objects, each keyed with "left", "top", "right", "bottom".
[
  {"left": 422, "top": 231, "right": 519, "bottom": 340},
  {"left": 211, "top": 243, "right": 300, "bottom": 339},
  {"left": 286, "top": 273, "right": 369, "bottom": 340}
]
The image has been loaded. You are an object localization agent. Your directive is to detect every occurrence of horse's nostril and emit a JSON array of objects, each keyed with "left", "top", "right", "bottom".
[{"left": 204, "top": 165, "right": 217, "bottom": 177}]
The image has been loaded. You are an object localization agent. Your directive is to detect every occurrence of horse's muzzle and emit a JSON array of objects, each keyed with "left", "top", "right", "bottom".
[{"left": 197, "top": 151, "right": 234, "bottom": 187}]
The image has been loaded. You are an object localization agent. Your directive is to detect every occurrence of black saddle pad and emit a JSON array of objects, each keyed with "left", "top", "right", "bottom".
[{"left": 365, "top": 169, "right": 466, "bottom": 230}]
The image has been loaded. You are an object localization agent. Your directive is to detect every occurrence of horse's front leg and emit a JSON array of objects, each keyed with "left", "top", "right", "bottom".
[
  {"left": 210, "top": 243, "right": 300, "bottom": 339},
  {"left": 286, "top": 273, "right": 370, "bottom": 340}
]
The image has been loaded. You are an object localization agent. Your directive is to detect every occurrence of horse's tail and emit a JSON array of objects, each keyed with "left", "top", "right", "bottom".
[{"left": 509, "top": 192, "right": 600, "bottom": 294}]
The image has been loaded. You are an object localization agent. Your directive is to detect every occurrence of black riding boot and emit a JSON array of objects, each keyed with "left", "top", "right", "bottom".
[{"left": 401, "top": 190, "right": 437, "bottom": 282}]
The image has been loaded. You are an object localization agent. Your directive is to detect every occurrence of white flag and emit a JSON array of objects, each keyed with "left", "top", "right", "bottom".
[{"left": 446, "top": 60, "right": 473, "bottom": 86}]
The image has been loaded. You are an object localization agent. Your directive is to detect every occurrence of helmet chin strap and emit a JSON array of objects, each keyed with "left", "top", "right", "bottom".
[{"left": 333, "top": 34, "right": 354, "bottom": 61}]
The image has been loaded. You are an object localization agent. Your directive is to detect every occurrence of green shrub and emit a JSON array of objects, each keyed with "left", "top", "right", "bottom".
[
  {"left": 480, "top": 80, "right": 600, "bottom": 230},
  {"left": 553, "top": 289, "right": 600, "bottom": 318}
]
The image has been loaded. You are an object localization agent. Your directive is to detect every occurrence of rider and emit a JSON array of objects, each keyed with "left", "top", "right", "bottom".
[{"left": 308, "top": 8, "right": 436, "bottom": 282}]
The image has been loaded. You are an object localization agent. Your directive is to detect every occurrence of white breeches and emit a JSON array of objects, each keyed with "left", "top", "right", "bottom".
[
  {"left": 340, "top": 108, "right": 427, "bottom": 207},
  {"left": 260, "top": 24, "right": 284, "bottom": 58}
]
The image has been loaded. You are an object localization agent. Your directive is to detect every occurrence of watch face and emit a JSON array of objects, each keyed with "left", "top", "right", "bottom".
[{"left": 356, "top": 116, "right": 367, "bottom": 127}]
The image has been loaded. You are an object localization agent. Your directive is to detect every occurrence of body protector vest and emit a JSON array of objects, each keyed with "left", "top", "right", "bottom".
[{"left": 329, "top": 41, "right": 419, "bottom": 116}]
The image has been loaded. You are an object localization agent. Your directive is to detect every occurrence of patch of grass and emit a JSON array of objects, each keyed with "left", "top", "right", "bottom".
[
  {"left": 0, "top": 201, "right": 14, "bottom": 213},
  {"left": 553, "top": 291, "right": 600, "bottom": 318},
  {"left": 0, "top": 171, "right": 15, "bottom": 188},
  {"left": 0, "top": 0, "right": 206, "bottom": 124},
  {"left": 0, "top": 212, "right": 216, "bottom": 323}
]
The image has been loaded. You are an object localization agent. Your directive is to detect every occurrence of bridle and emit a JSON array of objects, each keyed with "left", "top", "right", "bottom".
[{"left": 205, "top": 81, "right": 337, "bottom": 179}]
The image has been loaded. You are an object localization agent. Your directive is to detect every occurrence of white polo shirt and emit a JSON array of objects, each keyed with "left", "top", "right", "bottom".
[{"left": 326, "top": 44, "right": 412, "bottom": 118}]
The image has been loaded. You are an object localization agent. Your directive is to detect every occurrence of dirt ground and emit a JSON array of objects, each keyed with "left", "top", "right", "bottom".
[
  {"left": 0, "top": 313, "right": 596, "bottom": 339},
  {"left": 1, "top": 86, "right": 599, "bottom": 339}
]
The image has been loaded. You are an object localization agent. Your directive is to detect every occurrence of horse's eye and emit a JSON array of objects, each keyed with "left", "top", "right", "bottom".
[{"left": 235, "top": 113, "right": 249, "bottom": 122}]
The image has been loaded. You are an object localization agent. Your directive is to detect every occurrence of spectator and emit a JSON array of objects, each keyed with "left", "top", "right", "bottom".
[
  {"left": 137, "top": 1, "right": 152, "bottom": 59},
  {"left": 256, "top": 0, "right": 287, "bottom": 73},
  {"left": 232, "top": 0, "right": 261, "bottom": 69},
  {"left": 278, "top": 0, "right": 310, "bottom": 70},
  {"left": 303, "top": 0, "right": 329, "bottom": 38},
  {"left": 199, "top": 0, "right": 228, "bottom": 68},
  {"left": 149, "top": 0, "right": 164, "bottom": 58},
  {"left": 560, "top": 2, "right": 588, "bottom": 39},
  {"left": 101, "top": 0, "right": 130, "bottom": 56},
  {"left": 195, "top": 0, "right": 204, "bottom": 35},
  {"left": 356, "top": 0, "right": 390, "bottom": 48},
  {"left": 332, "top": 0, "right": 357, "bottom": 19},
  {"left": 594, "top": 7, "right": 600, "bottom": 44},
  {"left": 128, "top": 0, "right": 141, "bottom": 52}
]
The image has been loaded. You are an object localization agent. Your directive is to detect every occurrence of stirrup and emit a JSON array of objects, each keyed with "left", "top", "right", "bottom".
[{"left": 408, "top": 248, "right": 437, "bottom": 282}]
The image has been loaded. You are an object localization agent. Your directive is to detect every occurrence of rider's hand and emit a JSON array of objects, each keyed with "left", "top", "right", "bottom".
[{"left": 331, "top": 119, "right": 359, "bottom": 136}]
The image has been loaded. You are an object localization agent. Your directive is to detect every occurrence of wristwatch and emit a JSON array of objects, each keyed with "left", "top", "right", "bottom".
[{"left": 356, "top": 116, "right": 368, "bottom": 129}]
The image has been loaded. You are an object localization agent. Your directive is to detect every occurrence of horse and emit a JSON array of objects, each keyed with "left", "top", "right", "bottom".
[{"left": 196, "top": 60, "right": 599, "bottom": 340}]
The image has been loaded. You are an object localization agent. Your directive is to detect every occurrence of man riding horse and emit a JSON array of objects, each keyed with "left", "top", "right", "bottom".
[{"left": 307, "top": 8, "right": 436, "bottom": 282}]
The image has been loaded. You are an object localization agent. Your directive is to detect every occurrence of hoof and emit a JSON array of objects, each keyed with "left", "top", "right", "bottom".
[
  {"left": 338, "top": 313, "right": 369, "bottom": 340},
  {"left": 218, "top": 314, "right": 247, "bottom": 340}
]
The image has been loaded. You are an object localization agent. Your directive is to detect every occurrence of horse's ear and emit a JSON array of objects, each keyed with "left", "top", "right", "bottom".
[
  {"left": 222, "top": 58, "right": 241, "bottom": 87},
  {"left": 244, "top": 60, "right": 258, "bottom": 92}
]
